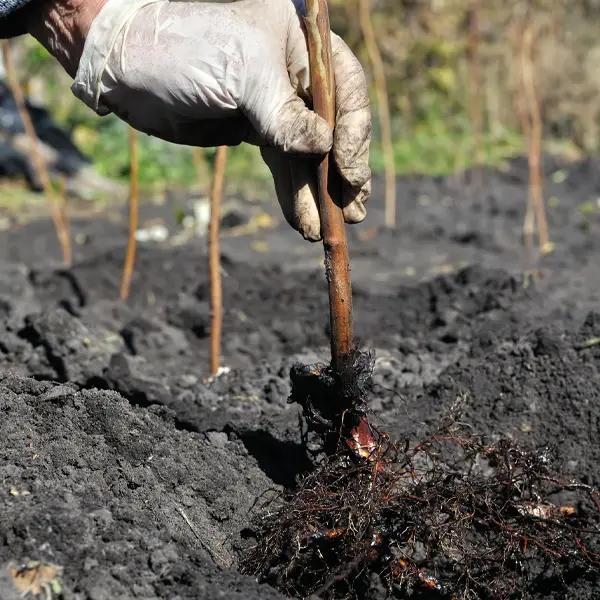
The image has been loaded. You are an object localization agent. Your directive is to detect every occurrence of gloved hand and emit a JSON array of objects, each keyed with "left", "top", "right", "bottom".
[{"left": 73, "top": 0, "right": 371, "bottom": 241}]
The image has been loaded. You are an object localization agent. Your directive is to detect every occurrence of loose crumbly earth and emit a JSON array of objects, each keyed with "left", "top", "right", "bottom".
[{"left": 0, "top": 157, "right": 599, "bottom": 598}]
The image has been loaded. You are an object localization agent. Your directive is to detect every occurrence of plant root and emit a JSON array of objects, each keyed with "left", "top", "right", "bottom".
[{"left": 243, "top": 405, "right": 600, "bottom": 599}]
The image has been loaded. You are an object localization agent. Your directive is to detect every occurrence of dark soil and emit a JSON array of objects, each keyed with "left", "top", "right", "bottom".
[{"left": 0, "top": 156, "right": 599, "bottom": 598}]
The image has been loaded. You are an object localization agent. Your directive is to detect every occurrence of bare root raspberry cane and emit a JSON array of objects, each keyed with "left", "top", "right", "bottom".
[{"left": 298, "top": 0, "right": 375, "bottom": 456}]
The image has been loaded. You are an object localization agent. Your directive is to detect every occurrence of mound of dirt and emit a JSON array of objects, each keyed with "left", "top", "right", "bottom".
[{"left": 0, "top": 373, "right": 285, "bottom": 599}]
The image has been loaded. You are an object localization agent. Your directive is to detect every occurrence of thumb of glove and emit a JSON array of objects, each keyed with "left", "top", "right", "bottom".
[{"left": 262, "top": 95, "right": 334, "bottom": 155}]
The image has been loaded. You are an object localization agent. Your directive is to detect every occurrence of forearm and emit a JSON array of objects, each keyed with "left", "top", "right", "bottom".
[{"left": 24, "top": 0, "right": 106, "bottom": 77}]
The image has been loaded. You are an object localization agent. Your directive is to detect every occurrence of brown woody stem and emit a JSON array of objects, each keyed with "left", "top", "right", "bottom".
[
  {"left": 358, "top": 0, "right": 396, "bottom": 228},
  {"left": 466, "top": 0, "right": 483, "bottom": 164},
  {"left": 2, "top": 40, "right": 72, "bottom": 267},
  {"left": 304, "top": 0, "right": 354, "bottom": 375},
  {"left": 120, "top": 127, "right": 139, "bottom": 301},
  {"left": 520, "top": 22, "right": 551, "bottom": 255},
  {"left": 208, "top": 146, "right": 227, "bottom": 376}
]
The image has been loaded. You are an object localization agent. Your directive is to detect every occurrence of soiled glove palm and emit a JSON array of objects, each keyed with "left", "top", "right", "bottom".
[{"left": 73, "top": 0, "right": 371, "bottom": 240}]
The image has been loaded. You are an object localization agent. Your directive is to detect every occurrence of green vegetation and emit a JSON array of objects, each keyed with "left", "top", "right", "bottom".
[
  {"left": 370, "top": 112, "right": 523, "bottom": 177},
  {"left": 72, "top": 116, "right": 272, "bottom": 193}
]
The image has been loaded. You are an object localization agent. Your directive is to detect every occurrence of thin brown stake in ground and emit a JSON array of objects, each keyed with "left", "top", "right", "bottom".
[
  {"left": 57, "top": 175, "right": 71, "bottom": 251},
  {"left": 516, "top": 17, "right": 552, "bottom": 256},
  {"left": 208, "top": 146, "right": 227, "bottom": 376},
  {"left": 120, "top": 127, "right": 140, "bottom": 301},
  {"left": 514, "top": 19, "right": 535, "bottom": 258},
  {"left": 2, "top": 40, "right": 72, "bottom": 267},
  {"left": 358, "top": 0, "right": 396, "bottom": 228},
  {"left": 467, "top": 0, "right": 484, "bottom": 171},
  {"left": 192, "top": 147, "right": 209, "bottom": 195}
]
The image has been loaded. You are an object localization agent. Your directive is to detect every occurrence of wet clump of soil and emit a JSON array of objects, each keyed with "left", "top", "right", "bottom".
[{"left": 0, "top": 157, "right": 599, "bottom": 598}]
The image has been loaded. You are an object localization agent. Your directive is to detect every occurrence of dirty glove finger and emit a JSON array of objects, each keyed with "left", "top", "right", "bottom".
[
  {"left": 343, "top": 179, "right": 370, "bottom": 224},
  {"left": 330, "top": 34, "right": 372, "bottom": 190},
  {"left": 330, "top": 34, "right": 371, "bottom": 224},
  {"left": 262, "top": 145, "right": 367, "bottom": 239},
  {"left": 254, "top": 93, "right": 333, "bottom": 155},
  {"left": 289, "top": 158, "right": 321, "bottom": 241},
  {"left": 261, "top": 147, "right": 321, "bottom": 242}
]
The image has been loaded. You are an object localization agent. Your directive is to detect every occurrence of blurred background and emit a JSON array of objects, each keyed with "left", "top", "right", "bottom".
[{"left": 1, "top": 0, "right": 597, "bottom": 211}]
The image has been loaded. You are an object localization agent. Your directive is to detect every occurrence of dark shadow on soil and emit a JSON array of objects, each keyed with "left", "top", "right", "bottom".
[{"left": 229, "top": 427, "right": 313, "bottom": 488}]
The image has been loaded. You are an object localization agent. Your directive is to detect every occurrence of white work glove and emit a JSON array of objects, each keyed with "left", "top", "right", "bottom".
[{"left": 73, "top": 0, "right": 371, "bottom": 241}]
